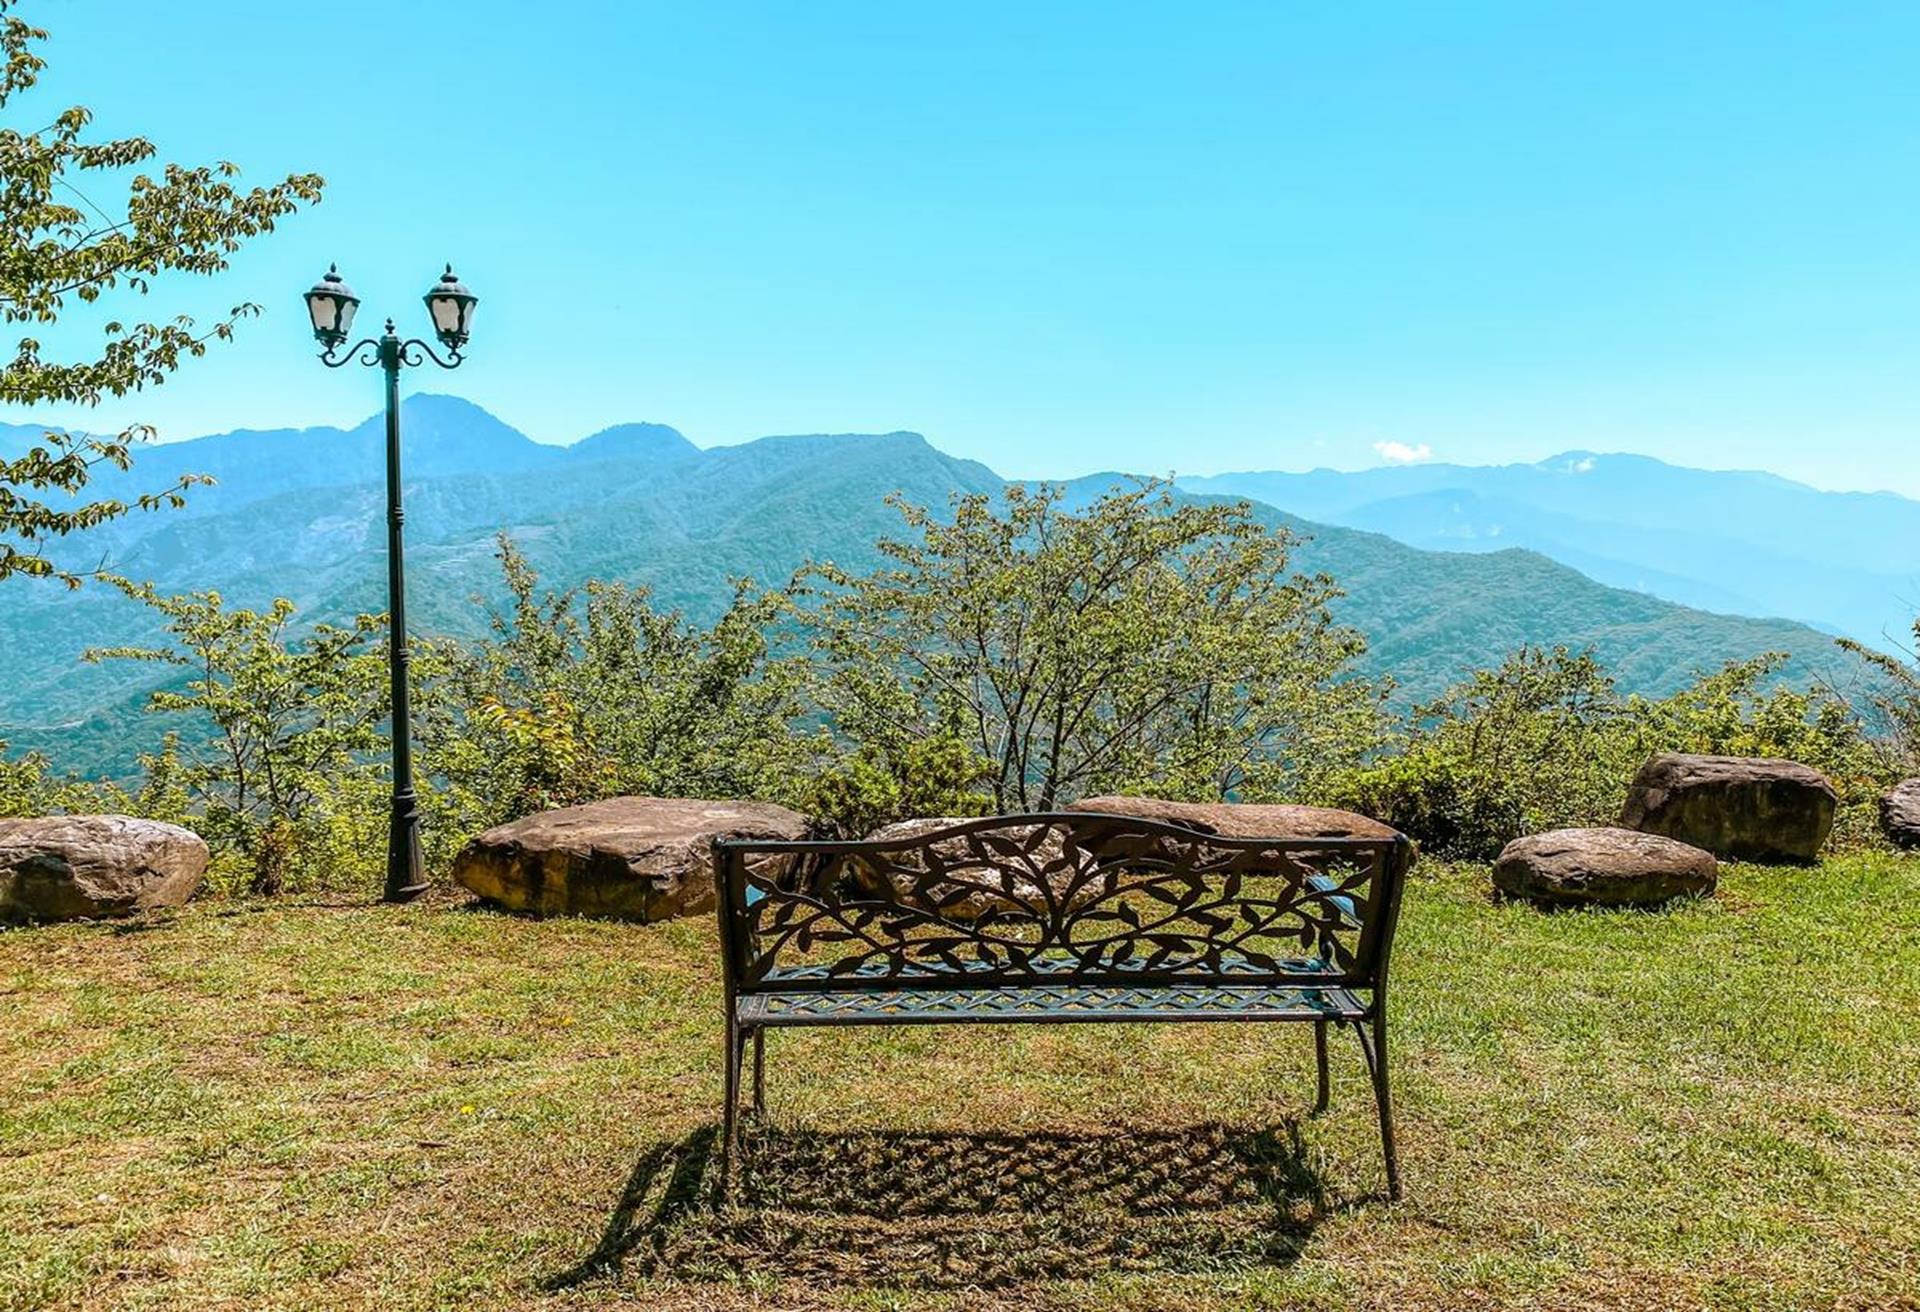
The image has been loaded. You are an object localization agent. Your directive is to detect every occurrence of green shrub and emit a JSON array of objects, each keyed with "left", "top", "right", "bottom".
[
  {"left": 0, "top": 740, "right": 109, "bottom": 818},
  {"left": 797, "top": 708, "right": 994, "bottom": 836},
  {"left": 31, "top": 517, "right": 1911, "bottom": 894},
  {"left": 415, "top": 535, "right": 822, "bottom": 847},
  {"left": 1325, "top": 647, "right": 1899, "bottom": 860},
  {"left": 1649, "top": 655, "right": 1897, "bottom": 850},
  {"left": 83, "top": 578, "right": 390, "bottom": 894},
  {"left": 1322, "top": 647, "right": 1642, "bottom": 858},
  {"left": 1326, "top": 746, "right": 1526, "bottom": 861},
  {"left": 1838, "top": 621, "right": 1920, "bottom": 776}
]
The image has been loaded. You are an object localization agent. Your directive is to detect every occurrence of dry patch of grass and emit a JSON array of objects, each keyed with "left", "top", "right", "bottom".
[{"left": 3, "top": 857, "right": 1918, "bottom": 1311}]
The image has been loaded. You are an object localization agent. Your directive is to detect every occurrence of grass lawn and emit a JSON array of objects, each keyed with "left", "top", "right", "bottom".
[{"left": 3, "top": 855, "right": 1917, "bottom": 1311}]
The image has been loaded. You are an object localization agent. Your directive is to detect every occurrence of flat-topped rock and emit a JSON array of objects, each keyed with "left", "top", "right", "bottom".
[
  {"left": 1618, "top": 754, "right": 1836, "bottom": 863},
  {"left": 1882, "top": 780, "right": 1920, "bottom": 849},
  {"left": 1494, "top": 827, "right": 1717, "bottom": 908},
  {"left": 0, "top": 815, "right": 208, "bottom": 924},
  {"left": 452, "top": 796, "right": 811, "bottom": 921},
  {"left": 1072, "top": 795, "right": 1402, "bottom": 841},
  {"left": 1071, "top": 795, "right": 1414, "bottom": 875}
]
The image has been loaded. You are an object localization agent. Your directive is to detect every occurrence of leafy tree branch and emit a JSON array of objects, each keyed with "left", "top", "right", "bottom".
[{"left": 0, "top": 2, "right": 322, "bottom": 585}]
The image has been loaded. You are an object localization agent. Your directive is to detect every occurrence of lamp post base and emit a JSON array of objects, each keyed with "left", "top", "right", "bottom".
[{"left": 385, "top": 790, "right": 428, "bottom": 903}]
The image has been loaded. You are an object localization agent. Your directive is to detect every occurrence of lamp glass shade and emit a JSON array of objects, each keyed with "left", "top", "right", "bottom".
[
  {"left": 303, "top": 265, "right": 359, "bottom": 344},
  {"left": 423, "top": 265, "right": 478, "bottom": 348}
]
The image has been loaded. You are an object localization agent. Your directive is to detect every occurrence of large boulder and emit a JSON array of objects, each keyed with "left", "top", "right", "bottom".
[
  {"left": 452, "top": 796, "right": 811, "bottom": 922},
  {"left": 1494, "top": 827, "right": 1717, "bottom": 908},
  {"left": 1071, "top": 795, "right": 1414, "bottom": 876},
  {"left": 1882, "top": 779, "right": 1920, "bottom": 850},
  {"left": 1618, "top": 754, "right": 1836, "bottom": 863},
  {"left": 0, "top": 815, "right": 207, "bottom": 924}
]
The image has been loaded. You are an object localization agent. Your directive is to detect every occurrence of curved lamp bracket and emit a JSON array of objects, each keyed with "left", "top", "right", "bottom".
[
  {"left": 318, "top": 338, "right": 383, "bottom": 369},
  {"left": 318, "top": 337, "right": 464, "bottom": 370},
  {"left": 397, "top": 338, "right": 464, "bottom": 370}
]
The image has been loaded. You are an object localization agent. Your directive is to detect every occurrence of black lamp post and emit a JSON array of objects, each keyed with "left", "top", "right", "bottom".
[{"left": 304, "top": 263, "right": 479, "bottom": 903}]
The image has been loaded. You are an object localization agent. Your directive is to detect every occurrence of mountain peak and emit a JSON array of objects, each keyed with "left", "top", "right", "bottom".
[
  {"left": 340, "top": 392, "right": 556, "bottom": 476},
  {"left": 569, "top": 422, "right": 698, "bottom": 463},
  {"left": 386, "top": 392, "right": 517, "bottom": 431},
  {"left": 1536, "top": 450, "right": 1615, "bottom": 475},
  {"left": 714, "top": 430, "right": 939, "bottom": 460},
  {"left": 403, "top": 391, "right": 494, "bottom": 415},
  {"left": 754, "top": 429, "right": 930, "bottom": 445}
]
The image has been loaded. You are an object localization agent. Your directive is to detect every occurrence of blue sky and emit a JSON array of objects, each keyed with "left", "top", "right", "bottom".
[{"left": 14, "top": 1, "right": 1920, "bottom": 493}]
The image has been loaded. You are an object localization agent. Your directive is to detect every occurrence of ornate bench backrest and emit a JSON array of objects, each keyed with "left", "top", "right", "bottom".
[{"left": 715, "top": 812, "right": 1410, "bottom": 996}]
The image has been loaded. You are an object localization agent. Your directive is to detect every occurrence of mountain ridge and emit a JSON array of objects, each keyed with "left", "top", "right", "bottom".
[
  {"left": 0, "top": 399, "right": 1883, "bottom": 776},
  {"left": 1179, "top": 452, "right": 1920, "bottom": 647}
]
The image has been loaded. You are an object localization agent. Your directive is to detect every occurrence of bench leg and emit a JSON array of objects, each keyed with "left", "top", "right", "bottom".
[
  {"left": 1313, "top": 1020, "right": 1331, "bottom": 1114},
  {"left": 1353, "top": 1017, "right": 1402, "bottom": 1201},
  {"left": 721, "top": 1017, "right": 744, "bottom": 1197},
  {"left": 751, "top": 1027, "right": 766, "bottom": 1116}
]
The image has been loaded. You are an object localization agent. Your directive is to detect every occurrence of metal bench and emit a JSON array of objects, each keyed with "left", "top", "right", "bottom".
[{"left": 713, "top": 811, "right": 1413, "bottom": 1198}]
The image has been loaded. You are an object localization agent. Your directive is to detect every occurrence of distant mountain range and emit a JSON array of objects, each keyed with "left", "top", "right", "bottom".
[
  {"left": 0, "top": 397, "right": 1892, "bottom": 776},
  {"left": 1180, "top": 454, "right": 1920, "bottom": 650}
]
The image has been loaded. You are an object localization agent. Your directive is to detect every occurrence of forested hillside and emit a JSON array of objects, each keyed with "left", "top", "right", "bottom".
[{"left": 1, "top": 397, "right": 1870, "bottom": 775}]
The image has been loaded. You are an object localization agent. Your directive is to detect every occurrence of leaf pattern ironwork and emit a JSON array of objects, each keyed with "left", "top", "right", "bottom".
[{"left": 733, "top": 817, "right": 1386, "bottom": 987}]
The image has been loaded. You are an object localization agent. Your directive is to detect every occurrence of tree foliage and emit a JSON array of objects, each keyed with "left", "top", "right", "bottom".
[
  {"left": 83, "top": 578, "right": 388, "bottom": 893},
  {"left": 792, "top": 480, "right": 1385, "bottom": 820},
  {"left": 13, "top": 488, "right": 1911, "bottom": 896},
  {"left": 416, "top": 536, "right": 820, "bottom": 832},
  {"left": 1328, "top": 645, "right": 1894, "bottom": 858},
  {"left": 0, "top": 2, "right": 322, "bottom": 584},
  {"left": 1839, "top": 622, "right": 1920, "bottom": 771},
  {"left": 0, "top": 736, "right": 96, "bottom": 816}
]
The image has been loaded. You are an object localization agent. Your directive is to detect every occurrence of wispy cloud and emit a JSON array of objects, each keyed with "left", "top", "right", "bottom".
[{"left": 1372, "top": 440, "right": 1433, "bottom": 465}]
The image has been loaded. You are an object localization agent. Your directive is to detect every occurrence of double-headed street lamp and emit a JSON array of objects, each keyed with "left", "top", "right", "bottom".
[{"left": 303, "top": 264, "right": 479, "bottom": 903}]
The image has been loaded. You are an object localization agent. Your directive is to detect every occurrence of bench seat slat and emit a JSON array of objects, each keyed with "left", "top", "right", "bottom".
[
  {"left": 738, "top": 981, "right": 1369, "bottom": 1027},
  {"left": 748, "top": 949, "right": 1339, "bottom": 991}
]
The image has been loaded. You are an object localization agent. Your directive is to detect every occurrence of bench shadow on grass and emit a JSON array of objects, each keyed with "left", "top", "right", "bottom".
[{"left": 548, "top": 1119, "right": 1329, "bottom": 1293}]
